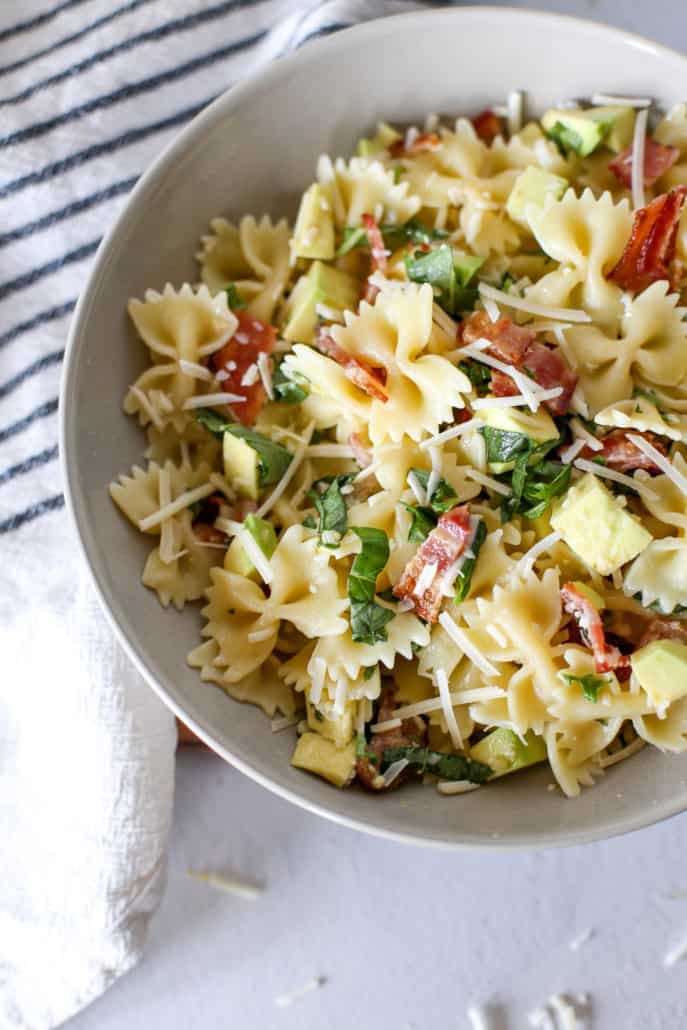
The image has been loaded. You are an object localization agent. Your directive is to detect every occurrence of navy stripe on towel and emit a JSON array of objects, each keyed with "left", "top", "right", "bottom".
[
  {"left": 0, "top": 301, "right": 76, "bottom": 351},
  {"left": 0, "top": 0, "right": 90, "bottom": 44},
  {"left": 0, "top": 399, "right": 59, "bottom": 446},
  {"left": 0, "top": 351, "right": 64, "bottom": 402},
  {"left": 0, "top": 178, "right": 137, "bottom": 249},
  {"left": 0, "top": 241, "right": 100, "bottom": 303},
  {"left": 0, "top": 445, "right": 59, "bottom": 488},
  {"left": 0, "top": 494, "right": 65, "bottom": 534}
]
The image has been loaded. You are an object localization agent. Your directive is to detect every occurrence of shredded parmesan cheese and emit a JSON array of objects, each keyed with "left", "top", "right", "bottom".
[
  {"left": 478, "top": 282, "right": 592, "bottom": 323},
  {"left": 256, "top": 351, "right": 273, "bottom": 399},
  {"left": 600, "top": 736, "right": 645, "bottom": 768},
  {"left": 382, "top": 757, "right": 409, "bottom": 787},
  {"left": 420, "top": 418, "right": 485, "bottom": 449},
  {"left": 239, "top": 530, "right": 274, "bottom": 583},
  {"left": 570, "top": 417, "right": 602, "bottom": 451},
  {"left": 507, "top": 89, "right": 524, "bottom": 135},
  {"left": 573, "top": 458, "right": 659, "bottom": 502},
  {"left": 315, "top": 302, "right": 345, "bottom": 323},
  {"left": 482, "top": 296, "right": 501, "bottom": 322},
  {"left": 436, "top": 667, "right": 462, "bottom": 749},
  {"left": 462, "top": 466, "right": 512, "bottom": 497},
  {"left": 390, "top": 686, "right": 506, "bottom": 722},
  {"left": 631, "top": 106, "right": 649, "bottom": 210},
  {"left": 559, "top": 438, "right": 587, "bottom": 464},
  {"left": 371, "top": 717, "right": 402, "bottom": 734},
  {"left": 406, "top": 470, "right": 426, "bottom": 505},
  {"left": 461, "top": 343, "right": 540, "bottom": 412},
  {"left": 241, "top": 363, "right": 259, "bottom": 387},
  {"left": 255, "top": 423, "right": 314, "bottom": 519},
  {"left": 214, "top": 517, "right": 244, "bottom": 537},
  {"left": 438, "top": 780, "right": 481, "bottom": 795},
  {"left": 432, "top": 301, "right": 460, "bottom": 339},
  {"left": 591, "top": 92, "right": 652, "bottom": 108},
  {"left": 305, "top": 444, "right": 355, "bottom": 458},
  {"left": 274, "top": 977, "right": 326, "bottom": 1008},
  {"left": 183, "top": 392, "right": 245, "bottom": 409},
  {"left": 186, "top": 868, "right": 263, "bottom": 900},
  {"left": 627, "top": 434, "right": 687, "bottom": 498},
  {"left": 516, "top": 531, "right": 562, "bottom": 578},
  {"left": 438, "top": 611, "right": 499, "bottom": 678},
  {"left": 426, "top": 445, "right": 442, "bottom": 504},
  {"left": 138, "top": 482, "right": 215, "bottom": 532},
  {"left": 178, "top": 358, "right": 212, "bottom": 381},
  {"left": 414, "top": 561, "right": 438, "bottom": 597},
  {"left": 128, "top": 385, "right": 164, "bottom": 430}
]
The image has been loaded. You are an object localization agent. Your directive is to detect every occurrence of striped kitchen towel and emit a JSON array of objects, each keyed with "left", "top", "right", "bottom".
[{"left": 0, "top": 2, "right": 434, "bottom": 1028}]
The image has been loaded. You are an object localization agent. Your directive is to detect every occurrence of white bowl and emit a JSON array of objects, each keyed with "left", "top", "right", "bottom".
[{"left": 61, "top": 6, "right": 687, "bottom": 848}]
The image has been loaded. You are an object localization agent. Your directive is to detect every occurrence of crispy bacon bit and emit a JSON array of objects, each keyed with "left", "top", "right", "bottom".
[
  {"left": 211, "top": 312, "right": 275, "bottom": 426},
  {"left": 192, "top": 521, "right": 226, "bottom": 545},
  {"left": 472, "top": 109, "right": 501, "bottom": 145},
  {"left": 609, "top": 139, "right": 680, "bottom": 189},
  {"left": 393, "top": 505, "right": 472, "bottom": 623},
  {"left": 362, "top": 279, "right": 380, "bottom": 305},
  {"left": 388, "top": 131, "right": 441, "bottom": 157},
  {"left": 561, "top": 582, "right": 631, "bottom": 675},
  {"left": 356, "top": 686, "right": 426, "bottom": 791},
  {"left": 348, "top": 431, "right": 373, "bottom": 468},
  {"left": 596, "top": 429, "right": 667, "bottom": 473},
  {"left": 460, "top": 311, "right": 578, "bottom": 415},
  {"left": 361, "top": 212, "right": 388, "bottom": 274},
  {"left": 638, "top": 617, "right": 687, "bottom": 649},
  {"left": 608, "top": 187, "right": 687, "bottom": 293},
  {"left": 318, "top": 332, "right": 389, "bottom": 402}
]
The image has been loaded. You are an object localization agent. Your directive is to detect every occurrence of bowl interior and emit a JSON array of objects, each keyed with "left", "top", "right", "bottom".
[{"left": 62, "top": 6, "right": 687, "bottom": 847}]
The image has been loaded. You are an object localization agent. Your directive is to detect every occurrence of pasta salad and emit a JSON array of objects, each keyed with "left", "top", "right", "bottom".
[{"left": 111, "top": 92, "right": 687, "bottom": 798}]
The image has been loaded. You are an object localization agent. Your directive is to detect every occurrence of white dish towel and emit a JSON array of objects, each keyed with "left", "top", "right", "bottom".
[{"left": 0, "top": 1, "right": 426, "bottom": 1027}]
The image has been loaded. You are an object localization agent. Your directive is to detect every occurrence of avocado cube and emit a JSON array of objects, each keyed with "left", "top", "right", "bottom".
[
  {"left": 282, "top": 261, "right": 359, "bottom": 343},
  {"left": 224, "top": 535, "right": 257, "bottom": 579},
  {"left": 470, "top": 728, "right": 546, "bottom": 777},
  {"left": 356, "top": 121, "right": 402, "bottom": 156},
  {"left": 481, "top": 406, "right": 559, "bottom": 473},
  {"left": 292, "top": 183, "right": 335, "bottom": 260},
  {"left": 632, "top": 640, "right": 687, "bottom": 706},
  {"left": 506, "top": 167, "right": 568, "bottom": 226},
  {"left": 224, "top": 514, "right": 277, "bottom": 578},
  {"left": 291, "top": 732, "right": 357, "bottom": 787},
  {"left": 306, "top": 697, "right": 355, "bottom": 748},
  {"left": 223, "top": 431, "right": 260, "bottom": 499},
  {"left": 550, "top": 472, "right": 652, "bottom": 575},
  {"left": 541, "top": 105, "right": 636, "bottom": 156}
]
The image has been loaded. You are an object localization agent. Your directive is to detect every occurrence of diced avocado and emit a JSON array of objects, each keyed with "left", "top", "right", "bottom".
[
  {"left": 224, "top": 515, "right": 277, "bottom": 579},
  {"left": 291, "top": 732, "right": 357, "bottom": 787},
  {"left": 356, "top": 121, "right": 402, "bottom": 156},
  {"left": 506, "top": 167, "right": 568, "bottom": 226},
  {"left": 541, "top": 106, "right": 636, "bottom": 156},
  {"left": 470, "top": 728, "right": 546, "bottom": 777},
  {"left": 223, "top": 431, "right": 260, "bottom": 500},
  {"left": 282, "top": 261, "right": 359, "bottom": 343},
  {"left": 632, "top": 640, "right": 687, "bottom": 706},
  {"left": 550, "top": 472, "right": 652, "bottom": 575},
  {"left": 291, "top": 183, "right": 335, "bottom": 260},
  {"left": 569, "top": 579, "right": 605, "bottom": 611},
  {"left": 481, "top": 406, "right": 559, "bottom": 473},
  {"left": 306, "top": 697, "right": 355, "bottom": 748}
]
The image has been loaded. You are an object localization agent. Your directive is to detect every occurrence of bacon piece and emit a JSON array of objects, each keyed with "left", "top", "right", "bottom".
[
  {"left": 472, "top": 109, "right": 501, "bottom": 145},
  {"left": 460, "top": 311, "right": 578, "bottom": 415},
  {"left": 609, "top": 139, "right": 680, "bottom": 189},
  {"left": 362, "top": 279, "right": 380, "bottom": 305},
  {"left": 596, "top": 429, "right": 667, "bottom": 473},
  {"left": 361, "top": 212, "right": 388, "bottom": 274},
  {"left": 388, "top": 131, "right": 441, "bottom": 157},
  {"left": 348, "top": 431, "right": 373, "bottom": 468},
  {"left": 318, "top": 333, "right": 389, "bottom": 402},
  {"left": 192, "top": 521, "right": 226, "bottom": 545},
  {"left": 356, "top": 686, "right": 426, "bottom": 791},
  {"left": 608, "top": 187, "right": 687, "bottom": 293},
  {"left": 393, "top": 505, "right": 473, "bottom": 623},
  {"left": 561, "top": 582, "right": 631, "bottom": 675},
  {"left": 638, "top": 618, "right": 687, "bottom": 649},
  {"left": 210, "top": 312, "right": 275, "bottom": 426}
]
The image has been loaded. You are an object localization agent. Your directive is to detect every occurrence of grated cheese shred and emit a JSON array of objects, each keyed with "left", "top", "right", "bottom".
[
  {"left": 573, "top": 457, "right": 659, "bottom": 502},
  {"left": 438, "top": 611, "right": 499, "bottom": 678},
  {"left": 478, "top": 282, "right": 592, "bottom": 323},
  {"left": 631, "top": 106, "right": 649, "bottom": 210},
  {"left": 138, "top": 482, "right": 215, "bottom": 532},
  {"left": 627, "top": 434, "right": 687, "bottom": 498},
  {"left": 436, "top": 667, "right": 463, "bottom": 749}
]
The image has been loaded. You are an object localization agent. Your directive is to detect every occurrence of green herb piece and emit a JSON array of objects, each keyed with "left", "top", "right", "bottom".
[
  {"left": 410, "top": 640, "right": 424, "bottom": 655},
  {"left": 480, "top": 426, "right": 531, "bottom": 465},
  {"left": 197, "top": 411, "right": 293, "bottom": 487},
  {"left": 337, "top": 217, "right": 446, "bottom": 258},
  {"left": 363, "top": 665, "right": 377, "bottom": 681},
  {"left": 307, "top": 475, "right": 351, "bottom": 546},
  {"left": 393, "top": 166, "right": 403, "bottom": 184},
  {"left": 405, "top": 243, "right": 482, "bottom": 315},
  {"left": 195, "top": 408, "right": 231, "bottom": 437},
  {"left": 355, "top": 733, "right": 377, "bottom": 762},
  {"left": 632, "top": 386, "right": 666, "bottom": 412},
  {"left": 562, "top": 672, "right": 607, "bottom": 702},
  {"left": 302, "top": 514, "right": 316, "bottom": 529},
  {"left": 313, "top": 707, "right": 324, "bottom": 721},
  {"left": 400, "top": 501, "right": 438, "bottom": 542},
  {"left": 520, "top": 460, "right": 571, "bottom": 519},
  {"left": 500, "top": 271, "right": 516, "bottom": 293},
  {"left": 337, "top": 225, "right": 369, "bottom": 257},
  {"left": 382, "top": 746, "right": 492, "bottom": 784},
  {"left": 454, "top": 519, "right": 487, "bottom": 603},
  {"left": 458, "top": 360, "right": 492, "bottom": 397},
  {"left": 408, "top": 467, "right": 458, "bottom": 514},
  {"left": 484, "top": 429, "right": 568, "bottom": 522},
  {"left": 188, "top": 500, "right": 204, "bottom": 518},
  {"left": 592, "top": 454, "right": 607, "bottom": 466},
  {"left": 223, "top": 282, "right": 246, "bottom": 309},
  {"left": 273, "top": 361, "right": 309, "bottom": 403},
  {"left": 349, "top": 527, "right": 395, "bottom": 644}
]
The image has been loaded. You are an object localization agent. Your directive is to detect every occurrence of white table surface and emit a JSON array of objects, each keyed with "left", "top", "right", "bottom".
[{"left": 67, "top": 2, "right": 687, "bottom": 1028}]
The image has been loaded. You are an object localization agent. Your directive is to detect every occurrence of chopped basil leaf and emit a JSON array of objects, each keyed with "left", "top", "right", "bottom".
[
  {"left": 454, "top": 519, "right": 487, "bottom": 603},
  {"left": 377, "top": 587, "right": 396, "bottom": 602},
  {"left": 408, "top": 467, "right": 458, "bottom": 514},
  {"left": 356, "top": 733, "right": 377, "bottom": 761},
  {"left": 307, "top": 475, "right": 350, "bottom": 546},
  {"left": 337, "top": 217, "right": 446, "bottom": 258},
  {"left": 302, "top": 514, "right": 316, "bottom": 529},
  {"left": 273, "top": 361, "right": 309, "bottom": 403},
  {"left": 480, "top": 426, "right": 531, "bottom": 465},
  {"left": 382, "top": 746, "right": 492, "bottom": 784},
  {"left": 349, "top": 527, "right": 395, "bottom": 644},
  {"left": 632, "top": 386, "right": 666, "bottom": 412},
  {"left": 455, "top": 254, "right": 484, "bottom": 286},
  {"left": 393, "top": 166, "right": 403, "bottom": 184},
  {"left": 500, "top": 271, "right": 516, "bottom": 293},
  {"left": 458, "top": 360, "right": 492, "bottom": 397},
  {"left": 337, "top": 225, "right": 368, "bottom": 257},
  {"left": 562, "top": 672, "right": 607, "bottom": 702},
  {"left": 547, "top": 120, "right": 585, "bottom": 156},
  {"left": 363, "top": 665, "right": 377, "bottom": 681},
  {"left": 400, "top": 501, "right": 437, "bottom": 542},
  {"left": 188, "top": 500, "right": 204, "bottom": 518},
  {"left": 410, "top": 640, "right": 424, "bottom": 654},
  {"left": 197, "top": 414, "right": 292, "bottom": 487},
  {"left": 223, "top": 282, "right": 246, "bottom": 309},
  {"left": 405, "top": 243, "right": 482, "bottom": 316},
  {"left": 520, "top": 460, "right": 571, "bottom": 519}
]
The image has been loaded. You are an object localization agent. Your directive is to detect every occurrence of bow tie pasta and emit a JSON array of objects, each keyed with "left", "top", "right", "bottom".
[{"left": 111, "top": 95, "right": 687, "bottom": 800}]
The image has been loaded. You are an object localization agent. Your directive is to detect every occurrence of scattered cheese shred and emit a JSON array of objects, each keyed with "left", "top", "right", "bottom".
[
  {"left": 478, "top": 282, "right": 592, "bottom": 323},
  {"left": 419, "top": 418, "right": 485, "bottom": 449},
  {"left": 438, "top": 611, "right": 500, "bottom": 678},
  {"left": 507, "top": 89, "right": 524, "bottom": 135},
  {"left": 600, "top": 736, "right": 645, "bottom": 769},
  {"left": 240, "top": 363, "right": 260, "bottom": 387},
  {"left": 274, "top": 976, "right": 326, "bottom": 1008},
  {"left": 255, "top": 422, "right": 314, "bottom": 519},
  {"left": 573, "top": 457, "right": 659, "bottom": 502},
  {"left": 559, "top": 438, "right": 587, "bottom": 464},
  {"left": 631, "top": 106, "right": 649, "bottom": 210},
  {"left": 415, "top": 561, "right": 438, "bottom": 596},
  {"left": 516, "top": 531, "right": 562, "bottom": 578},
  {"left": 462, "top": 466, "right": 512, "bottom": 497},
  {"left": 178, "top": 358, "right": 213, "bottom": 381},
  {"left": 391, "top": 686, "right": 506, "bottom": 722},
  {"left": 406, "top": 470, "right": 426, "bottom": 505},
  {"left": 461, "top": 343, "right": 540, "bottom": 412},
  {"left": 128, "top": 384, "right": 164, "bottom": 430},
  {"left": 256, "top": 351, "right": 274, "bottom": 399},
  {"left": 182, "top": 392, "right": 245, "bottom": 409},
  {"left": 426, "top": 445, "right": 442, "bottom": 505},
  {"left": 138, "top": 482, "right": 215, "bottom": 532},
  {"left": 382, "top": 757, "right": 409, "bottom": 787},
  {"left": 437, "top": 780, "right": 481, "bottom": 795},
  {"left": 305, "top": 444, "right": 355, "bottom": 459},
  {"left": 371, "top": 717, "right": 402, "bottom": 734},
  {"left": 186, "top": 868, "right": 263, "bottom": 901},
  {"left": 591, "top": 92, "right": 652, "bottom": 108},
  {"left": 570, "top": 417, "right": 602, "bottom": 451},
  {"left": 436, "top": 667, "right": 463, "bottom": 749},
  {"left": 627, "top": 433, "right": 687, "bottom": 499},
  {"left": 239, "top": 529, "right": 274, "bottom": 584}
]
